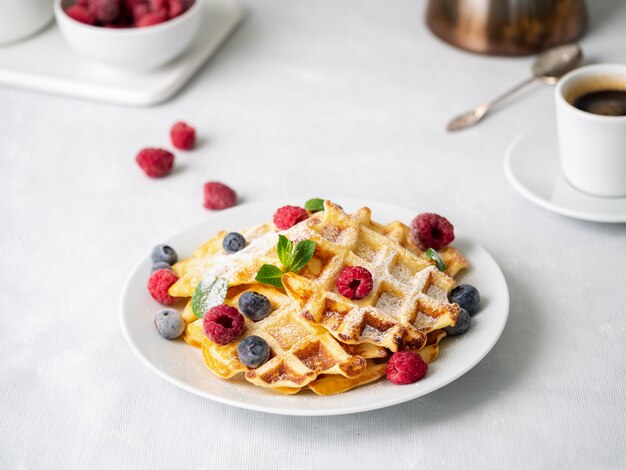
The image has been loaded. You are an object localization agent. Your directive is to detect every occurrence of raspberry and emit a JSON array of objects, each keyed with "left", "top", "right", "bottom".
[
  {"left": 273, "top": 206, "right": 309, "bottom": 230},
  {"left": 147, "top": 269, "right": 179, "bottom": 305},
  {"left": 123, "top": 0, "right": 146, "bottom": 11},
  {"left": 168, "top": 0, "right": 192, "bottom": 17},
  {"left": 149, "top": 0, "right": 169, "bottom": 9},
  {"left": 203, "top": 305, "right": 245, "bottom": 345},
  {"left": 203, "top": 182, "right": 237, "bottom": 210},
  {"left": 386, "top": 351, "right": 428, "bottom": 385},
  {"left": 132, "top": 3, "right": 150, "bottom": 19},
  {"left": 410, "top": 213, "right": 455, "bottom": 251},
  {"left": 135, "top": 8, "right": 168, "bottom": 26},
  {"left": 88, "top": 0, "right": 121, "bottom": 23},
  {"left": 168, "top": 0, "right": 184, "bottom": 18},
  {"left": 336, "top": 266, "right": 373, "bottom": 300},
  {"left": 136, "top": 148, "right": 174, "bottom": 178},
  {"left": 65, "top": 5, "right": 95, "bottom": 24},
  {"left": 170, "top": 121, "right": 196, "bottom": 150}
]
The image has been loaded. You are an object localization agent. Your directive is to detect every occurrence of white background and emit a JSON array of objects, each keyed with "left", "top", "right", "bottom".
[{"left": 1, "top": 0, "right": 626, "bottom": 468}]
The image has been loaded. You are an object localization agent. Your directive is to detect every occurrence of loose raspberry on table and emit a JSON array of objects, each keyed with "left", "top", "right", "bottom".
[
  {"left": 386, "top": 351, "right": 428, "bottom": 385},
  {"left": 136, "top": 148, "right": 174, "bottom": 178},
  {"left": 147, "top": 269, "right": 179, "bottom": 305},
  {"left": 336, "top": 266, "right": 373, "bottom": 300},
  {"left": 273, "top": 205, "right": 309, "bottom": 230},
  {"left": 66, "top": 5, "right": 95, "bottom": 24},
  {"left": 203, "top": 182, "right": 237, "bottom": 210},
  {"left": 203, "top": 305, "right": 245, "bottom": 345},
  {"left": 170, "top": 121, "right": 196, "bottom": 150},
  {"left": 410, "top": 213, "right": 455, "bottom": 251},
  {"left": 88, "top": 0, "right": 121, "bottom": 23}
]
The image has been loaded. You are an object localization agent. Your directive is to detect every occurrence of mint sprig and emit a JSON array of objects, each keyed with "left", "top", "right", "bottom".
[
  {"left": 304, "top": 198, "right": 324, "bottom": 212},
  {"left": 276, "top": 235, "right": 294, "bottom": 268},
  {"left": 255, "top": 235, "right": 317, "bottom": 288},
  {"left": 289, "top": 240, "right": 316, "bottom": 272},
  {"left": 254, "top": 265, "right": 284, "bottom": 289},
  {"left": 425, "top": 248, "right": 447, "bottom": 272}
]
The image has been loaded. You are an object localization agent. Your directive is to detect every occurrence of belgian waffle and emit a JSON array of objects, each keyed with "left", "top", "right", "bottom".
[
  {"left": 197, "top": 284, "right": 370, "bottom": 390},
  {"left": 280, "top": 201, "right": 462, "bottom": 351},
  {"left": 170, "top": 222, "right": 275, "bottom": 298},
  {"left": 169, "top": 200, "right": 468, "bottom": 395},
  {"left": 308, "top": 329, "right": 447, "bottom": 395}
]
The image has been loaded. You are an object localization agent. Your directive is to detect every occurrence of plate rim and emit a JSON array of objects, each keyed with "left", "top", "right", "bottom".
[
  {"left": 504, "top": 126, "right": 626, "bottom": 224},
  {"left": 119, "top": 199, "right": 510, "bottom": 416}
]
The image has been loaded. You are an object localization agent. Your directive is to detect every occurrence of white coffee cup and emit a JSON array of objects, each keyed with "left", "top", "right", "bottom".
[{"left": 555, "top": 64, "right": 626, "bottom": 198}]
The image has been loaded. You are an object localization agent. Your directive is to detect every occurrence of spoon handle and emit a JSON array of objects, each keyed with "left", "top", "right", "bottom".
[{"left": 446, "top": 76, "right": 538, "bottom": 132}]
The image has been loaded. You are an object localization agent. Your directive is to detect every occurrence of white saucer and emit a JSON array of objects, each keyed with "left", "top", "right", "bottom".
[
  {"left": 0, "top": 0, "right": 241, "bottom": 106},
  {"left": 504, "top": 126, "right": 626, "bottom": 223}
]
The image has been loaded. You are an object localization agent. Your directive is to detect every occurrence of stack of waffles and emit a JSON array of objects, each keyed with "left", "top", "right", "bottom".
[{"left": 169, "top": 201, "right": 468, "bottom": 395}]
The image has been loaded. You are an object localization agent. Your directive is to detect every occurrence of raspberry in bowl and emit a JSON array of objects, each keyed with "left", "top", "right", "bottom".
[{"left": 54, "top": 0, "right": 203, "bottom": 70}]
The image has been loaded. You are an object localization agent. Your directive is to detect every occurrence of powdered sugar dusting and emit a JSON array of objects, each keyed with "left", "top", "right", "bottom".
[
  {"left": 391, "top": 262, "right": 412, "bottom": 283},
  {"left": 375, "top": 292, "right": 401, "bottom": 314},
  {"left": 319, "top": 224, "right": 341, "bottom": 242},
  {"left": 426, "top": 285, "right": 448, "bottom": 303},
  {"left": 354, "top": 243, "right": 376, "bottom": 262},
  {"left": 207, "top": 231, "right": 278, "bottom": 282},
  {"left": 361, "top": 324, "right": 384, "bottom": 342}
]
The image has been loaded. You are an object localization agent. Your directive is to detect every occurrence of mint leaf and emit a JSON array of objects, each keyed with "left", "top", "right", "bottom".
[
  {"left": 289, "top": 240, "right": 317, "bottom": 273},
  {"left": 192, "top": 275, "right": 229, "bottom": 318},
  {"left": 255, "top": 237, "right": 316, "bottom": 288},
  {"left": 255, "top": 264, "right": 284, "bottom": 288},
  {"left": 304, "top": 198, "right": 324, "bottom": 212},
  {"left": 425, "top": 248, "right": 447, "bottom": 272},
  {"left": 276, "top": 235, "right": 293, "bottom": 269}
]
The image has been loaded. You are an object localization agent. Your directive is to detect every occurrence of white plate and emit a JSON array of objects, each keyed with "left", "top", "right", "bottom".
[
  {"left": 120, "top": 200, "right": 509, "bottom": 416},
  {"left": 0, "top": 0, "right": 241, "bottom": 106},
  {"left": 505, "top": 126, "right": 626, "bottom": 223}
]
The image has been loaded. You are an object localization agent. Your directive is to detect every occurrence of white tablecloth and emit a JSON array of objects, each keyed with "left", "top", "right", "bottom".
[{"left": 2, "top": 1, "right": 626, "bottom": 468}]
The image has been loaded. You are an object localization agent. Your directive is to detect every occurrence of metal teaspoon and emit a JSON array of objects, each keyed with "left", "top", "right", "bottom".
[{"left": 446, "top": 43, "right": 583, "bottom": 132}]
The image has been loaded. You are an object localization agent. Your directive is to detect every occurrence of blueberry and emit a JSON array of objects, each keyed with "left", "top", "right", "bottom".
[
  {"left": 237, "top": 335, "right": 270, "bottom": 368},
  {"left": 223, "top": 232, "right": 246, "bottom": 254},
  {"left": 238, "top": 291, "right": 272, "bottom": 321},
  {"left": 445, "top": 308, "right": 470, "bottom": 336},
  {"left": 449, "top": 284, "right": 480, "bottom": 316},
  {"left": 151, "top": 261, "right": 173, "bottom": 274},
  {"left": 154, "top": 308, "right": 185, "bottom": 339},
  {"left": 151, "top": 244, "right": 178, "bottom": 265}
]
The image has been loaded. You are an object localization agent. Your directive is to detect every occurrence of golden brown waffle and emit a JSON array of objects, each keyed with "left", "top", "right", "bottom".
[
  {"left": 170, "top": 200, "right": 468, "bottom": 395},
  {"left": 308, "top": 329, "right": 447, "bottom": 395},
  {"left": 170, "top": 222, "right": 275, "bottom": 298},
  {"left": 198, "top": 284, "right": 369, "bottom": 391},
  {"left": 366, "top": 218, "right": 468, "bottom": 278},
  {"left": 280, "top": 201, "right": 461, "bottom": 351}
]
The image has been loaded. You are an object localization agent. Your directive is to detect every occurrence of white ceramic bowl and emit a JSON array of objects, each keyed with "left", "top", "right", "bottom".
[
  {"left": 0, "top": 0, "right": 54, "bottom": 45},
  {"left": 54, "top": 0, "right": 203, "bottom": 70}
]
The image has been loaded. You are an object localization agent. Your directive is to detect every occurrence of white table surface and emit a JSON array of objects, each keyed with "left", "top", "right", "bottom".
[{"left": 1, "top": 1, "right": 626, "bottom": 468}]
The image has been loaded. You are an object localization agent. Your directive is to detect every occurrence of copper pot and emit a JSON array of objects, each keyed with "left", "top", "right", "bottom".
[{"left": 426, "top": 0, "right": 587, "bottom": 56}]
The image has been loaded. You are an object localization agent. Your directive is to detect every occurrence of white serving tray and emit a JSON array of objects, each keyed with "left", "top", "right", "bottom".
[{"left": 0, "top": 0, "right": 242, "bottom": 106}]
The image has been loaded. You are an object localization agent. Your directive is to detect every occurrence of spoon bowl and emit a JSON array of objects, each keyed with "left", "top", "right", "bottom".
[{"left": 532, "top": 43, "right": 583, "bottom": 81}]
